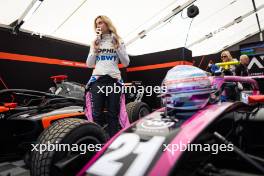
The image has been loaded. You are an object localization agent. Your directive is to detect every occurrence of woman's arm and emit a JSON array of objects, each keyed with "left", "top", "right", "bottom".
[
  {"left": 86, "top": 42, "right": 97, "bottom": 68},
  {"left": 116, "top": 42, "right": 130, "bottom": 67}
]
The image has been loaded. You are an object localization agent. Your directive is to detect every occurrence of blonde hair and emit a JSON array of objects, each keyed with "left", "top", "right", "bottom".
[
  {"left": 221, "top": 50, "right": 233, "bottom": 62},
  {"left": 94, "top": 15, "right": 121, "bottom": 47}
]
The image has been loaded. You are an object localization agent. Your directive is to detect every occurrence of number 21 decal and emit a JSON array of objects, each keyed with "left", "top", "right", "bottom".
[{"left": 87, "top": 133, "right": 165, "bottom": 176}]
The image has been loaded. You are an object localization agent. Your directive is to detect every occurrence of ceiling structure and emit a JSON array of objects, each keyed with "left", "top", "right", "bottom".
[{"left": 0, "top": 0, "right": 263, "bottom": 56}]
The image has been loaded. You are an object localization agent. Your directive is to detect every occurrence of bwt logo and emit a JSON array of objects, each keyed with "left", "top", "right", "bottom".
[
  {"left": 96, "top": 55, "right": 117, "bottom": 61},
  {"left": 140, "top": 119, "right": 175, "bottom": 129},
  {"left": 248, "top": 56, "right": 264, "bottom": 70}
]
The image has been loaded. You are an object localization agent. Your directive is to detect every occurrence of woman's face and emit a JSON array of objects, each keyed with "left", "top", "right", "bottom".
[
  {"left": 95, "top": 18, "right": 109, "bottom": 34},
  {"left": 221, "top": 53, "right": 229, "bottom": 62}
]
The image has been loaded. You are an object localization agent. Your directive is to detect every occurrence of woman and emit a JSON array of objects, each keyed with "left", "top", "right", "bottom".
[
  {"left": 85, "top": 15, "right": 130, "bottom": 137},
  {"left": 220, "top": 50, "right": 237, "bottom": 75},
  {"left": 220, "top": 50, "right": 233, "bottom": 63}
]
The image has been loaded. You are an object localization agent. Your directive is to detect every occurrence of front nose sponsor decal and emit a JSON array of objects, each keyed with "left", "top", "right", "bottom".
[{"left": 140, "top": 119, "right": 175, "bottom": 129}]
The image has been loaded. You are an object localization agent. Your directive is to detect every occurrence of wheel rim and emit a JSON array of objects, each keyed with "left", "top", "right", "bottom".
[
  {"left": 67, "top": 135, "right": 101, "bottom": 156},
  {"left": 139, "top": 106, "right": 150, "bottom": 118},
  {"left": 53, "top": 135, "right": 102, "bottom": 175}
]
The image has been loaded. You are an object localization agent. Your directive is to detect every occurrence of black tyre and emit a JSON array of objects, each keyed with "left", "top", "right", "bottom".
[
  {"left": 24, "top": 151, "right": 31, "bottom": 168},
  {"left": 126, "top": 102, "right": 151, "bottom": 123},
  {"left": 31, "top": 118, "right": 107, "bottom": 176}
]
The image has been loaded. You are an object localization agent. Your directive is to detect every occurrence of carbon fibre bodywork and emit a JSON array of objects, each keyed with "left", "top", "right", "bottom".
[{"left": 0, "top": 81, "right": 86, "bottom": 161}]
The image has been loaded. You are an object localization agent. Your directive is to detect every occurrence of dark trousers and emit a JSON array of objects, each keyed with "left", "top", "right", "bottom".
[{"left": 89, "top": 75, "right": 122, "bottom": 137}]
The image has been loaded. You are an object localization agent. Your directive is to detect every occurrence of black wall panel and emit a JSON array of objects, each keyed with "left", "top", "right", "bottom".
[
  {"left": 129, "top": 47, "right": 192, "bottom": 67},
  {"left": 0, "top": 28, "right": 91, "bottom": 90},
  {"left": 0, "top": 28, "right": 89, "bottom": 61},
  {"left": 0, "top": 60, "right": 91, "bottom": 90}
]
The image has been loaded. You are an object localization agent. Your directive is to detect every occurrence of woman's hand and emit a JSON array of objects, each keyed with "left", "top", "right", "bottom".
[
  {"left": 92, "top": 39, "right": 100, "bottom": 53},
  {"left": 93, "top": 27, "right": 102, "bottom": 53}
]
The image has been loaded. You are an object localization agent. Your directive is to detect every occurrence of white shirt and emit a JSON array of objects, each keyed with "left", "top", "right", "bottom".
[{"left": 86, "top": 34, "right": 130, "bottom": 80}]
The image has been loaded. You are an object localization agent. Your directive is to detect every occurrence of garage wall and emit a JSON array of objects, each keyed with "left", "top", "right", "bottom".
[
  {"left": 1, "top": 26, "right": 261, "bottom": 108},
  {"left": 0, "top": 28, "right": 192, "bottom": 108},
  {"left": 0, "top": 28, "right": 91, "bottom": 91}
]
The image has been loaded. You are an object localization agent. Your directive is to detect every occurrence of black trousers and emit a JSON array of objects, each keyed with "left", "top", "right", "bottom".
[{"left": 89, "top": 75, "right": 122, "bottom": 137}]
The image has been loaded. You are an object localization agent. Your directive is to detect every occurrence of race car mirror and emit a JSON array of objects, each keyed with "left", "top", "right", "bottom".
[
  {"left": 248, "top": 95, "right": 264, "bottom": 104},
  {"left": 0, "top": 103, "right": 17, "bottom": 113},
  {"left": 4, "top": 102, "right": 17, "bottom": 108},
  {"left": 50, "top": 75, "right": 68, "bottom": 83}
]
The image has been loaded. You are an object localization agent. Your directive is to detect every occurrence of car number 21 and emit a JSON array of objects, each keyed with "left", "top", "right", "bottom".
[{"left": 87, "top": 133, "right": 165, "bottom": 176}]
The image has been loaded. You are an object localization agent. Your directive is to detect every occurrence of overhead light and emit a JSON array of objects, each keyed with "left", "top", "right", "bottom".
[
  {"left": 234, "top": 16, "right": 243, "bottom": 23},
  {"left": 205, "top": 33, "right": 213, "bottom": 38},
  {"left": 138, "top": 30, "right": 147, "bottom": 39}
]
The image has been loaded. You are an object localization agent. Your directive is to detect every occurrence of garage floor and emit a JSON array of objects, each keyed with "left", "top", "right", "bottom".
[{"left": 0, "top": 160, "right": 29, "bottom": 176}]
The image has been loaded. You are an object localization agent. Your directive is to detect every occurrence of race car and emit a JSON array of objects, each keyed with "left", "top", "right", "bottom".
[
  {"left": 30, "top": 66, "right": 264, "bottom": 176},
  {"left": 0, "top": 76, "right": 86, "bottom": 164},
  {"left": 0, "top": 75, "right": 151, "bottom": 166}
]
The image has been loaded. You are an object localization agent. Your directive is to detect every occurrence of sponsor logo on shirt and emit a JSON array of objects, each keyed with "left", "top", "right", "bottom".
[
  {"left": 96, "top": 55, "right": 117, "bottom": 61},
  {"left": 96, "top": 48, "right": 117, "bottom": 61},
  {"left": 98, "top": 48, "right": 116, "bottom": 54}
]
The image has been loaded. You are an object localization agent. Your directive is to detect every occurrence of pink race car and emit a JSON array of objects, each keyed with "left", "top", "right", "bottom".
[{"left": 30, "top": 66, "right": 264, "bottom": 176}]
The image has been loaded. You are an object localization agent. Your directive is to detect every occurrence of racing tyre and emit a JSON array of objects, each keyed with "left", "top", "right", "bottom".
[
  {"left": 30, "top": 118, "right": 107, "bottom": 176},
  {"left": 23, "top": 151, "right": 31, "bottom": 168},
  {"left": 126, "top": 102, "right": 151, "bottom": 123}
]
